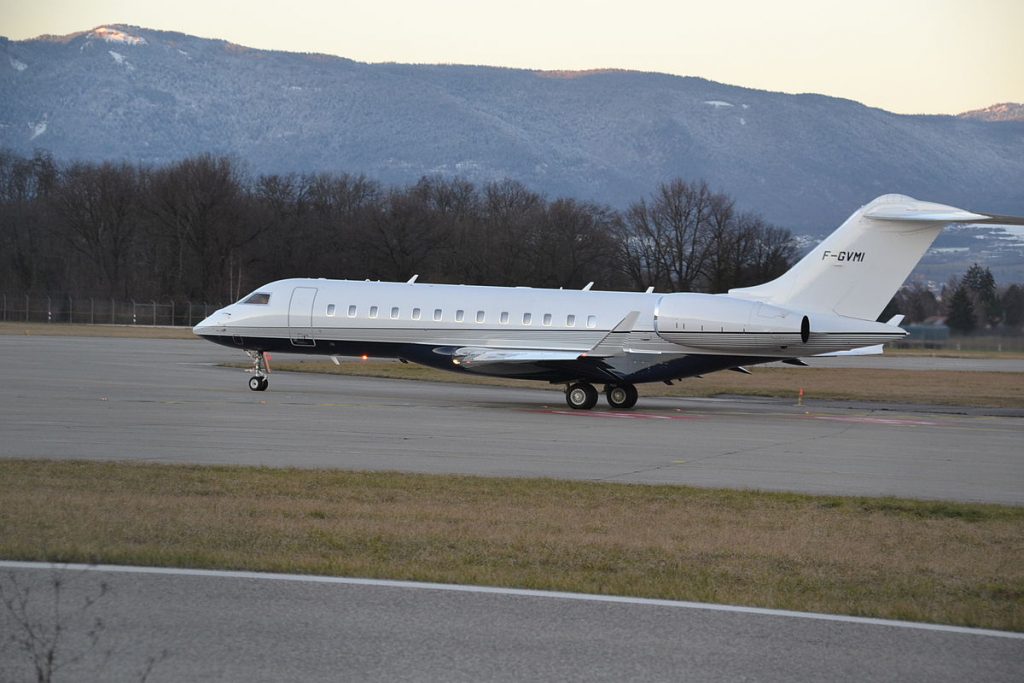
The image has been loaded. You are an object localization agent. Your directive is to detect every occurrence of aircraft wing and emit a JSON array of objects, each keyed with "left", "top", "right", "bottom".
[{"left": 453, "top": 311, "right": 643, "bottom": 367}]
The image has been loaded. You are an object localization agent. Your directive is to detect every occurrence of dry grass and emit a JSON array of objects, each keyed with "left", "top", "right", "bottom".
[
  {"left": 0, "top": 322, "right": 195, "bottom": 339},
  {"left": 263, "top": 359, "right": 1024, "bottom": 408},
  {"left": 1, "top": 460, "right": 1021, "bottom": 631}
]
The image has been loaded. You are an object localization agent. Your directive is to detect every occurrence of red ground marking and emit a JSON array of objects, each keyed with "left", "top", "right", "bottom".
[{"left": 528, "top": 409, "right": 703, "bottom": 420}]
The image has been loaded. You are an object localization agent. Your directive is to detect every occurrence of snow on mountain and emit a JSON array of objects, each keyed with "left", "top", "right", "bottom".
[
  {"left": 1, "top": 25, "right": 1022, "bottom": 233},
  {"left": 959, "top": 102, "right": 1024, "bottom": 123},
  {"left": 89, "top": 26, "right": 147, "bottom": 46}
]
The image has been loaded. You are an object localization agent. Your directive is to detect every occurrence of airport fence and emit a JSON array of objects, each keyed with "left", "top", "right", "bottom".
[{"left": 0, "top": 293, "right": 225, "bottom": 327}]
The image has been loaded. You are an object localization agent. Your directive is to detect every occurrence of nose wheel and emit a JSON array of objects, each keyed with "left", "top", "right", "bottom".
[{"left": 245, "top": 350, "right": 270, "bottom": 391}]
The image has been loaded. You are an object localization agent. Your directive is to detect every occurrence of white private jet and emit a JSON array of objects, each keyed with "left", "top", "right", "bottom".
[{"left": 194, "top": 194, "right": 1023, "bottom": 409}]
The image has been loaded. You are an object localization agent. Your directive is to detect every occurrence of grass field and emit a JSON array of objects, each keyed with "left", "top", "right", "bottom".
[
  {"left": 1, "top": 459, "right": 1021, "bottom": 631},
  {"left": 0, "top": 322, "right": 194, "bottom": 339}
]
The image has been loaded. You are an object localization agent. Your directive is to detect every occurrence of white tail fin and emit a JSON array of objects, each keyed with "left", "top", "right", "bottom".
[{"left": 729, "top": 194, "right": 1017, "bottom": 321}]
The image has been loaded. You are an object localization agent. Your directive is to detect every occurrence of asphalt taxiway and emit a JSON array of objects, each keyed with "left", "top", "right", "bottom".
[
  {"left": 1, "top": 563, "right": 1020, "bottom": 683},
  {"left": 1, "top": 335, "right": 1021, "bottom": 503}
]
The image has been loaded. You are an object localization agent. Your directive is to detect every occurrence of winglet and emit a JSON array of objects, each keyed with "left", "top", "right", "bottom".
[{"left": 887, "top": 314, "right": 905, "bottom": 326}]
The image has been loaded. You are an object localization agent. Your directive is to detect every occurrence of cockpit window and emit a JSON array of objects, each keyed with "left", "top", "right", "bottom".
[{"left": 241, "top": 292, "right": 271, "bottom": 305}]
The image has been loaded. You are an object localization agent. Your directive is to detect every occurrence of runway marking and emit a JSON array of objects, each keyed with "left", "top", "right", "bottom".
[
  {"left": 811, "top": 416, "right": 940, "bottom": 427},
  {"left": 2, "top": 561, "right": 1020, "bottom": 640},
  {"left": 530, "top": 409, "right": 702, "bottom": 420}
]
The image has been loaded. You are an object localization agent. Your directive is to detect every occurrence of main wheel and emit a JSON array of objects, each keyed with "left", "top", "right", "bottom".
[
  {"left": 565, "top": 382, "right": 598, "bottom": 410},
  {"left": 258, "top": 377, "right": 269, "bottom": 391},
  {"left": 249, "top": 376, "right": 268, "bottom": 391},
  {"left": 605, "top": 383, "right": 638, "bottom": 409}
]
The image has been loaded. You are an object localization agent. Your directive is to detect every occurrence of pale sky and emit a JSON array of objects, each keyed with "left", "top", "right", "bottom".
[{"left": 2, "top": 0, "right": 1022, "bottom": 114}]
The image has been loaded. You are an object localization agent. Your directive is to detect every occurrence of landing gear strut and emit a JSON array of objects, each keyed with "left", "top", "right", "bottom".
[{"left": 246, "top": 350, "right": 269, "bottom": 391}]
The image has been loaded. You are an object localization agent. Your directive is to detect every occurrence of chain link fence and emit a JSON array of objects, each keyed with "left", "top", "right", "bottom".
[{"left": 1, "top": 293, "right": 225, "bottom": 327}]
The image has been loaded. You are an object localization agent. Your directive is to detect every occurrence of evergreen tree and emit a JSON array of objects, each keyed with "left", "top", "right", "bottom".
[
  {"left": 946, "top": 285, "right": 976, "bottom": 333},
  {"left": 961, "top": 263, "right": 1000, "bottom": 327},
  {"left": 1002, "top": 284, "right": 1024, "bottom": 329}
]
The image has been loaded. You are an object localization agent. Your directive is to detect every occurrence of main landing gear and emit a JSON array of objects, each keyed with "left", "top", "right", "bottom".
[
  {"left": 246, "top": 350, "right": 269, "bottom": 391},
  {"left": 564, "top": 382, "right": 638, "bottom": 410}
]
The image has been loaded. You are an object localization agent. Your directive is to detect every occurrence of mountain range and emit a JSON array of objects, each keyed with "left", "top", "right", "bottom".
[{"left": 2, "top": 25, "right": 1023, "bottom": 235}]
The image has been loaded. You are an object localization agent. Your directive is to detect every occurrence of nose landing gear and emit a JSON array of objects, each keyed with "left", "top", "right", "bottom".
[{"left": 246, "top": 350, "right": 270, "bottom": 391}]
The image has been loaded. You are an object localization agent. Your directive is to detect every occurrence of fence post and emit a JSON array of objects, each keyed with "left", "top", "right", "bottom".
[
  {"left": 187, "top": 301, "right": 192, "bottom": 327},
  {"left": 25, "top": 294, "right": 29, "bottom": 322},
  {"left": 152, "top": 300, "right": 157, "bottom": 326},
  {"left": 131, "top": 300, "right": 137, "bottom": 325},
  {"left": 68, "top": 295, "right": 73, "bottom": 324},
  {"left": 47, "top": 297, "right": 51, "bottom": 323},
  {"left": 170, "top": 300, "right": 175, "bottom": 327},
  {"left": 2, "top": 294, "right": 5, "bottom": 322},
  {"left": 90, "top": 298, "right": 95, "bottom": 325}
]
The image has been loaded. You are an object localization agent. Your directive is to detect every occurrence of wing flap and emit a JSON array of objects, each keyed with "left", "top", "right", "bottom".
[{"left": 454, "top": 348, "right": 582, "bottom": 366}]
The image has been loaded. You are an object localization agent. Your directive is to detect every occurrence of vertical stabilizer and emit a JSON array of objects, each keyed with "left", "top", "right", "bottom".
[{"left": 728, "top": 195, "right": 991, "bottom": 321}]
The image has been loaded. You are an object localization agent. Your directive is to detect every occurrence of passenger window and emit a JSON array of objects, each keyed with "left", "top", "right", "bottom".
[
  {"left": 348, "top": 305, "right": 357, "bottom": 317},
  {"left": 369, "top": 306, "right": 378, "bottom": 319},
  {"left": 391, "top": 307, "right": 399, "bottom": 319},
  {"left": 326, "top": 304, "right": 336, "bottom": 316},
  {"left": 566, "top": 314, "right": 576, "bottom": 326},
  {"left": 500, "top": 312, "right": 509, "bottom": 324},
  {"left": 476, "top": 310, "right": 485, "bottom": 323},
  {"left": 587, "top": 315, "right": 597, "bottom": 328},
  {"left": 434, "top": 309, "right": 442, "bottom": 322},
  {"left": 456, "top": 309, "right": 465, "bottom": 322},
  {"left": 523, "top": 313, "right": 532, "bottom": 325},
  {"left": 543, "top": 313, "right": 552, "bottom": 326},
  {"left": 412, "top": 308, "right": 421, "bottom": 320}
]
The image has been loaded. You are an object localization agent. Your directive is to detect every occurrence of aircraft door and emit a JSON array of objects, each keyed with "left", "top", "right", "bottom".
[{"left": 288, "top": 286, "right": 318, "bottom": 347}]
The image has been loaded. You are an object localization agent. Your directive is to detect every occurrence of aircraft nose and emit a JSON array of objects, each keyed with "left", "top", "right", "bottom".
[{"left": 192, "top": 308, "right": 232, "bottom": 337}]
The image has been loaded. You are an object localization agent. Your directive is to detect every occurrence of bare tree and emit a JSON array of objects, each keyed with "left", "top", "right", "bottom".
[
  {"left": 50, "top": 161, "right": 141, "bottom": 298},
  {"left": 1, "top": 571, "right": 109, "bottom": 683},
  {"left": 0, "top": 150, "right": 59, "bottom": 292},
  {"left": 144, "top": 155, "right": 258, "bottom": 300}
]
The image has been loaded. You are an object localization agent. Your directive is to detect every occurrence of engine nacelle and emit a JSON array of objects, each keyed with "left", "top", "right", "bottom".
[{"left": 655, "top": 293, "right": 810, "bottom": 354}]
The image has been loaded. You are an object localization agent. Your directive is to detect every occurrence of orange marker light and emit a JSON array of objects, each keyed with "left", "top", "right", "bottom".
[{"left": 361, "top": 354, "right": 368, "bottom": 360}]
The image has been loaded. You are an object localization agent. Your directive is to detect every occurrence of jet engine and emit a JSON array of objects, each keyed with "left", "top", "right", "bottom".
[{"left": 654, "top": 293, "right": 809, "bottom": 354}]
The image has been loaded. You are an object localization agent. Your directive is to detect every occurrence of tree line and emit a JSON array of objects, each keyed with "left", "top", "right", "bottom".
[
  {"left": 4, "top": 150, "right": 1021, "bottom": 336},
  {"left": 882, "top": 263, "right": 1024, "bottom": 334},
  {"left": 0, "top": 150, "right": 796, "bottom": 303}
]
